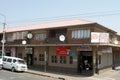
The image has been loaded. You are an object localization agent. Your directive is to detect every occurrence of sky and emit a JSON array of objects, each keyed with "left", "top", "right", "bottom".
[{"left": 0, "top": 0, "right": 120, "bottom": 34}]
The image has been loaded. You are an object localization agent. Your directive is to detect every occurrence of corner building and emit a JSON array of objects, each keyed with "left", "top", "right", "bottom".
[{"left": 0, "top": 19, "right": 120, "bottom": 76}]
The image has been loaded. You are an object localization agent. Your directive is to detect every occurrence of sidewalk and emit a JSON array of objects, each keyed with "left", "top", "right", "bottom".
[{"left": 26, "top": 67, "right": 120, "bottom": 80}]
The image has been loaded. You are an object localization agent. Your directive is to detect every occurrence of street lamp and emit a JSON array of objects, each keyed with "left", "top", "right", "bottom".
[{"left": 0, "top": 13, "right": 6, "bottom": 60}]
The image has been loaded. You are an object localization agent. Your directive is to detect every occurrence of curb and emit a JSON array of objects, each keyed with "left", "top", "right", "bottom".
[{"left": 26, "top": 70, "right": 65, "bottom": 80}]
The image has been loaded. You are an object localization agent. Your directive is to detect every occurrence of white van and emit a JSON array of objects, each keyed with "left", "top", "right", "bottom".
[
  {"left": 2, "top": 56, "right": 27, "bottom": 72},
  {"left": 0, "top": 50, "right": 2, "bottom": 69}
]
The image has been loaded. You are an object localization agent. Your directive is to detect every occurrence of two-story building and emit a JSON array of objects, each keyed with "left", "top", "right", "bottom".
[{"left": 0, "top": 19, "right": 120, "bottom": 75}]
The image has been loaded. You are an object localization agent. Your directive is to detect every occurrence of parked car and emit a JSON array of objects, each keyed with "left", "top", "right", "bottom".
[
  {"left": 0, "top": 50, "right": 2, "bottom": 70},
  {"left": 2, "top": 56, "right": 27, "bottom": 72}
]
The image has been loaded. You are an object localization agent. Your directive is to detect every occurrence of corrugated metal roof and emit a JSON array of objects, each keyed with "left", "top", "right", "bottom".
[{"left": 0, "top": 19, "right": 95, "bottom": 33}]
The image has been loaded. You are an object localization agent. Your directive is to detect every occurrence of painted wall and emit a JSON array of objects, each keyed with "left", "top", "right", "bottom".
[
  {"left": 48, "top": 46, "right": 77, "bottom": 68},
  {"left": 34, "top": 47, "right": 47, "bottom": 65}
]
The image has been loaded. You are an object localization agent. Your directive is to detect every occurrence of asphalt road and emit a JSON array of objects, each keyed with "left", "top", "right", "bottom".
[
  {"left": 1, "top": 69, "right": 120, "bottom": 80},
  {"left": 0, "top": 70, "right": 59, "bottom": 80}
]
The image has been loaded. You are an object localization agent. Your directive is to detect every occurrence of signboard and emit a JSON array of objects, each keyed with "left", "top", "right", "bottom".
[
  {"left": 91, "top": 32, "right": 109, "bottom": 43},
  {"left": 56, "top": 46, "right": 69, "bottom": 56},
  {"left": 69, "top": 51, "right": 76, "bottom": 56},
  {"left": 101, "top": 47, "right": 112, "bottom": 53},
  {"left": 77, "top": 46, "right": 92, "bottom": 51}
]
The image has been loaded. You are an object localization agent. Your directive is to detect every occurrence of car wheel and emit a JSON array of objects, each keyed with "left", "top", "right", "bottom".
[{"left": 11, "top": 67, "right": 15, "bottom": 72}]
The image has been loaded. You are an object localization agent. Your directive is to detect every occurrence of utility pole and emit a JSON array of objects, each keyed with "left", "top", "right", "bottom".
[{"left": 0, "top": 13, "right": 6, "bottom": 60}]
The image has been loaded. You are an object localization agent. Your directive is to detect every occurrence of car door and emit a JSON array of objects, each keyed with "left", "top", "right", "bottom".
[
  {"left": 2, "top": 57, "right": 8, "bottom": 69},
  {"left": 6, "top": 58, "right": 12, "bottom": 69}
]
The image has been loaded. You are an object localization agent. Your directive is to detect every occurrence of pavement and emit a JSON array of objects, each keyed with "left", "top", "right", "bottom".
[{"left": 26, "top": 67, "right": 120, "bottom": 80}]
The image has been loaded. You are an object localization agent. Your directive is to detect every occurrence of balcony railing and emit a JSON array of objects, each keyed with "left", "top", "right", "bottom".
[
  {"left": 46, "top": 37, "right": 66, "bottom": 44},
  {"left": 14, "top": 39, "right": 29, "bottom": 44}
]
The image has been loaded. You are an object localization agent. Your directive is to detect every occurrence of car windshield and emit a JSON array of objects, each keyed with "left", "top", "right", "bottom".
[{"left": 18, "top": 60, "right": 26, "bottom": 64}]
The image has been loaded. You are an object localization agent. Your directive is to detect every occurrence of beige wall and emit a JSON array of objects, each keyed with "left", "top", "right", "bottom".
[
  {"left": 34, "top": 47, "right": 47, "bottom": 65},
  {"left": 18, "top": 45, "right": 113, "bottom": 70},
  {"left": 33, "top": 46, "right": 78, "bottom": 69},
  {"left": 98, "top": 52, "right": 113, "bottom": 69},
  {"left": 48, "top": 46, "right": 77, "bottom": 68},
  {"left": 17, "top": 47, "right": 25, "bottom": 59}
]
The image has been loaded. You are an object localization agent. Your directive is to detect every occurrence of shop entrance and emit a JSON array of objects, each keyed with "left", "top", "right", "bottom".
[
  {"left": 78, "top": 51, "right": 93, "bottom": 76},
  {"left": 25, "top": 48, "right": 34, "bottom": 66}
]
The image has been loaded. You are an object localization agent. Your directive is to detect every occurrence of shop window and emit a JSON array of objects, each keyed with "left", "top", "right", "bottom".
[
  {"left": 60, "top": 56, "right": 66, "bottom": 64},
  {"left": 51, "top": 55, "right": 57, "bottom": 63},
  {"left": 39, "top": 54, "right": 44, "bottom": 61},
  {"left": 69, "top": 56, "right": 73, "bottom": 64}
]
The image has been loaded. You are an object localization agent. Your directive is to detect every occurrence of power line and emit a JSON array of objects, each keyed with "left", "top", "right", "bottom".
[{"left": 7, "top": 10, "right": 120, "bottom": 25}]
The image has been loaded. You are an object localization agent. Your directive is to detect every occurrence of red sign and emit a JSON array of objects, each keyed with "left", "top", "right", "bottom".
[{"left": 56, "top": 46, "right": 69, "bottom": 56}]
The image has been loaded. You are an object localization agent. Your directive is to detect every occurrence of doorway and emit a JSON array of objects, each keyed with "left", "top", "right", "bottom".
[
  {"left": 78, "top": 51, "right": 93, "bottom": 75},
  {"left": 26, "top": 54, "right": 33, "bottom": 65},
  {"left": 25, "top": 47, "right": 34, "bottom": 66}
]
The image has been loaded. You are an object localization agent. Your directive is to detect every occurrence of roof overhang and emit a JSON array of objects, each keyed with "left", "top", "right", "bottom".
[{"left": 2, "top": 43, "right": 120, "bottom": 47}]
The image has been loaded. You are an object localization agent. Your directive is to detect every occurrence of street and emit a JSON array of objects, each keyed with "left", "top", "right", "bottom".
[
  {"left": 0, "top": 70, "right": 59, "bottom": 80},
  {"left": 1, "top": 69, "right": 120, "bottom": 80}
]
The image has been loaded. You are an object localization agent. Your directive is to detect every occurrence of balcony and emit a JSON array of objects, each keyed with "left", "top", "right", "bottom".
[
  {"left": 46, "top": 37, "right": 67, "bottom": 44},
  {"left": 14, "top": 39, "right": 29, "bottom": 44}
]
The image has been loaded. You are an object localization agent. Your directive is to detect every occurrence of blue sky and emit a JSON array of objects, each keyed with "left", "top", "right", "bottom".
[{"left": 0, "top": 0, "right": 120, "bottom": 34}]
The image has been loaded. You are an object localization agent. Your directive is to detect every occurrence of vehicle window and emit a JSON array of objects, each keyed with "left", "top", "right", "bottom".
[
  {"left": 18, "top": 60, "right": 25, "bottom": 64},
  {"left": 3, "top": 58, "right": 7, "bottom": 61},
  {"left": 13, "top": 59, "right": 16, "bottom": 63},
  {"left": 7, "top": 58, "right": 12, "bottom": 62}
]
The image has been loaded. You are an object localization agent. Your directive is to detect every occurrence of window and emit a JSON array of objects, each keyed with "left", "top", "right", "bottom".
[
  {"left": 86, "top": 29, "right": 90, "bottom": 38},
  {"left": 7, "top": 34, "right": 13, "bottom": 41},
  {"left": 13, "top": 59, "right": 16, "bottom": 63},
  {"left": 34, "top": 33, "right": 46, "bottom": 41},
  {"left": 18, "top": 60, "right": 25, "bottom": 64},
  {"left": 77, "top": 30, "right": 80, "bottom": 39},
  {"left": 7, "top": 58, "right": 12, "bottom": 62},
  {"left": 51, "top": 55, "right": 57, "bottom": 63},
  {"left": 3, "top": 58, "right": 7, "bottom": 61},
  {"left": 69, "top": 56, "right": 73, "bottom": 64},
  {"left": 109, "top": 34, "right": 113, "bottom": 42},
  {"left": 71, "top": 29, "right": 90, "bottom": 39},
  {"left": 72, "top": 31, "right": 75, "bottom": 39},
  {"left": 60, "top": 56, "right": 66, "bottom": 64},
  {"left": 13, "top": 32, "right": 27, "bottom": 40},
  {"left": 39, "top": 54, "right": 44, "bottom": 61}
]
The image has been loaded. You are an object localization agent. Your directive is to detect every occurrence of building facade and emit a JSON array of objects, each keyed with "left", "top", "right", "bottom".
[{"left": 0, "top": 19, "right": 120, "bottom": 75}]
